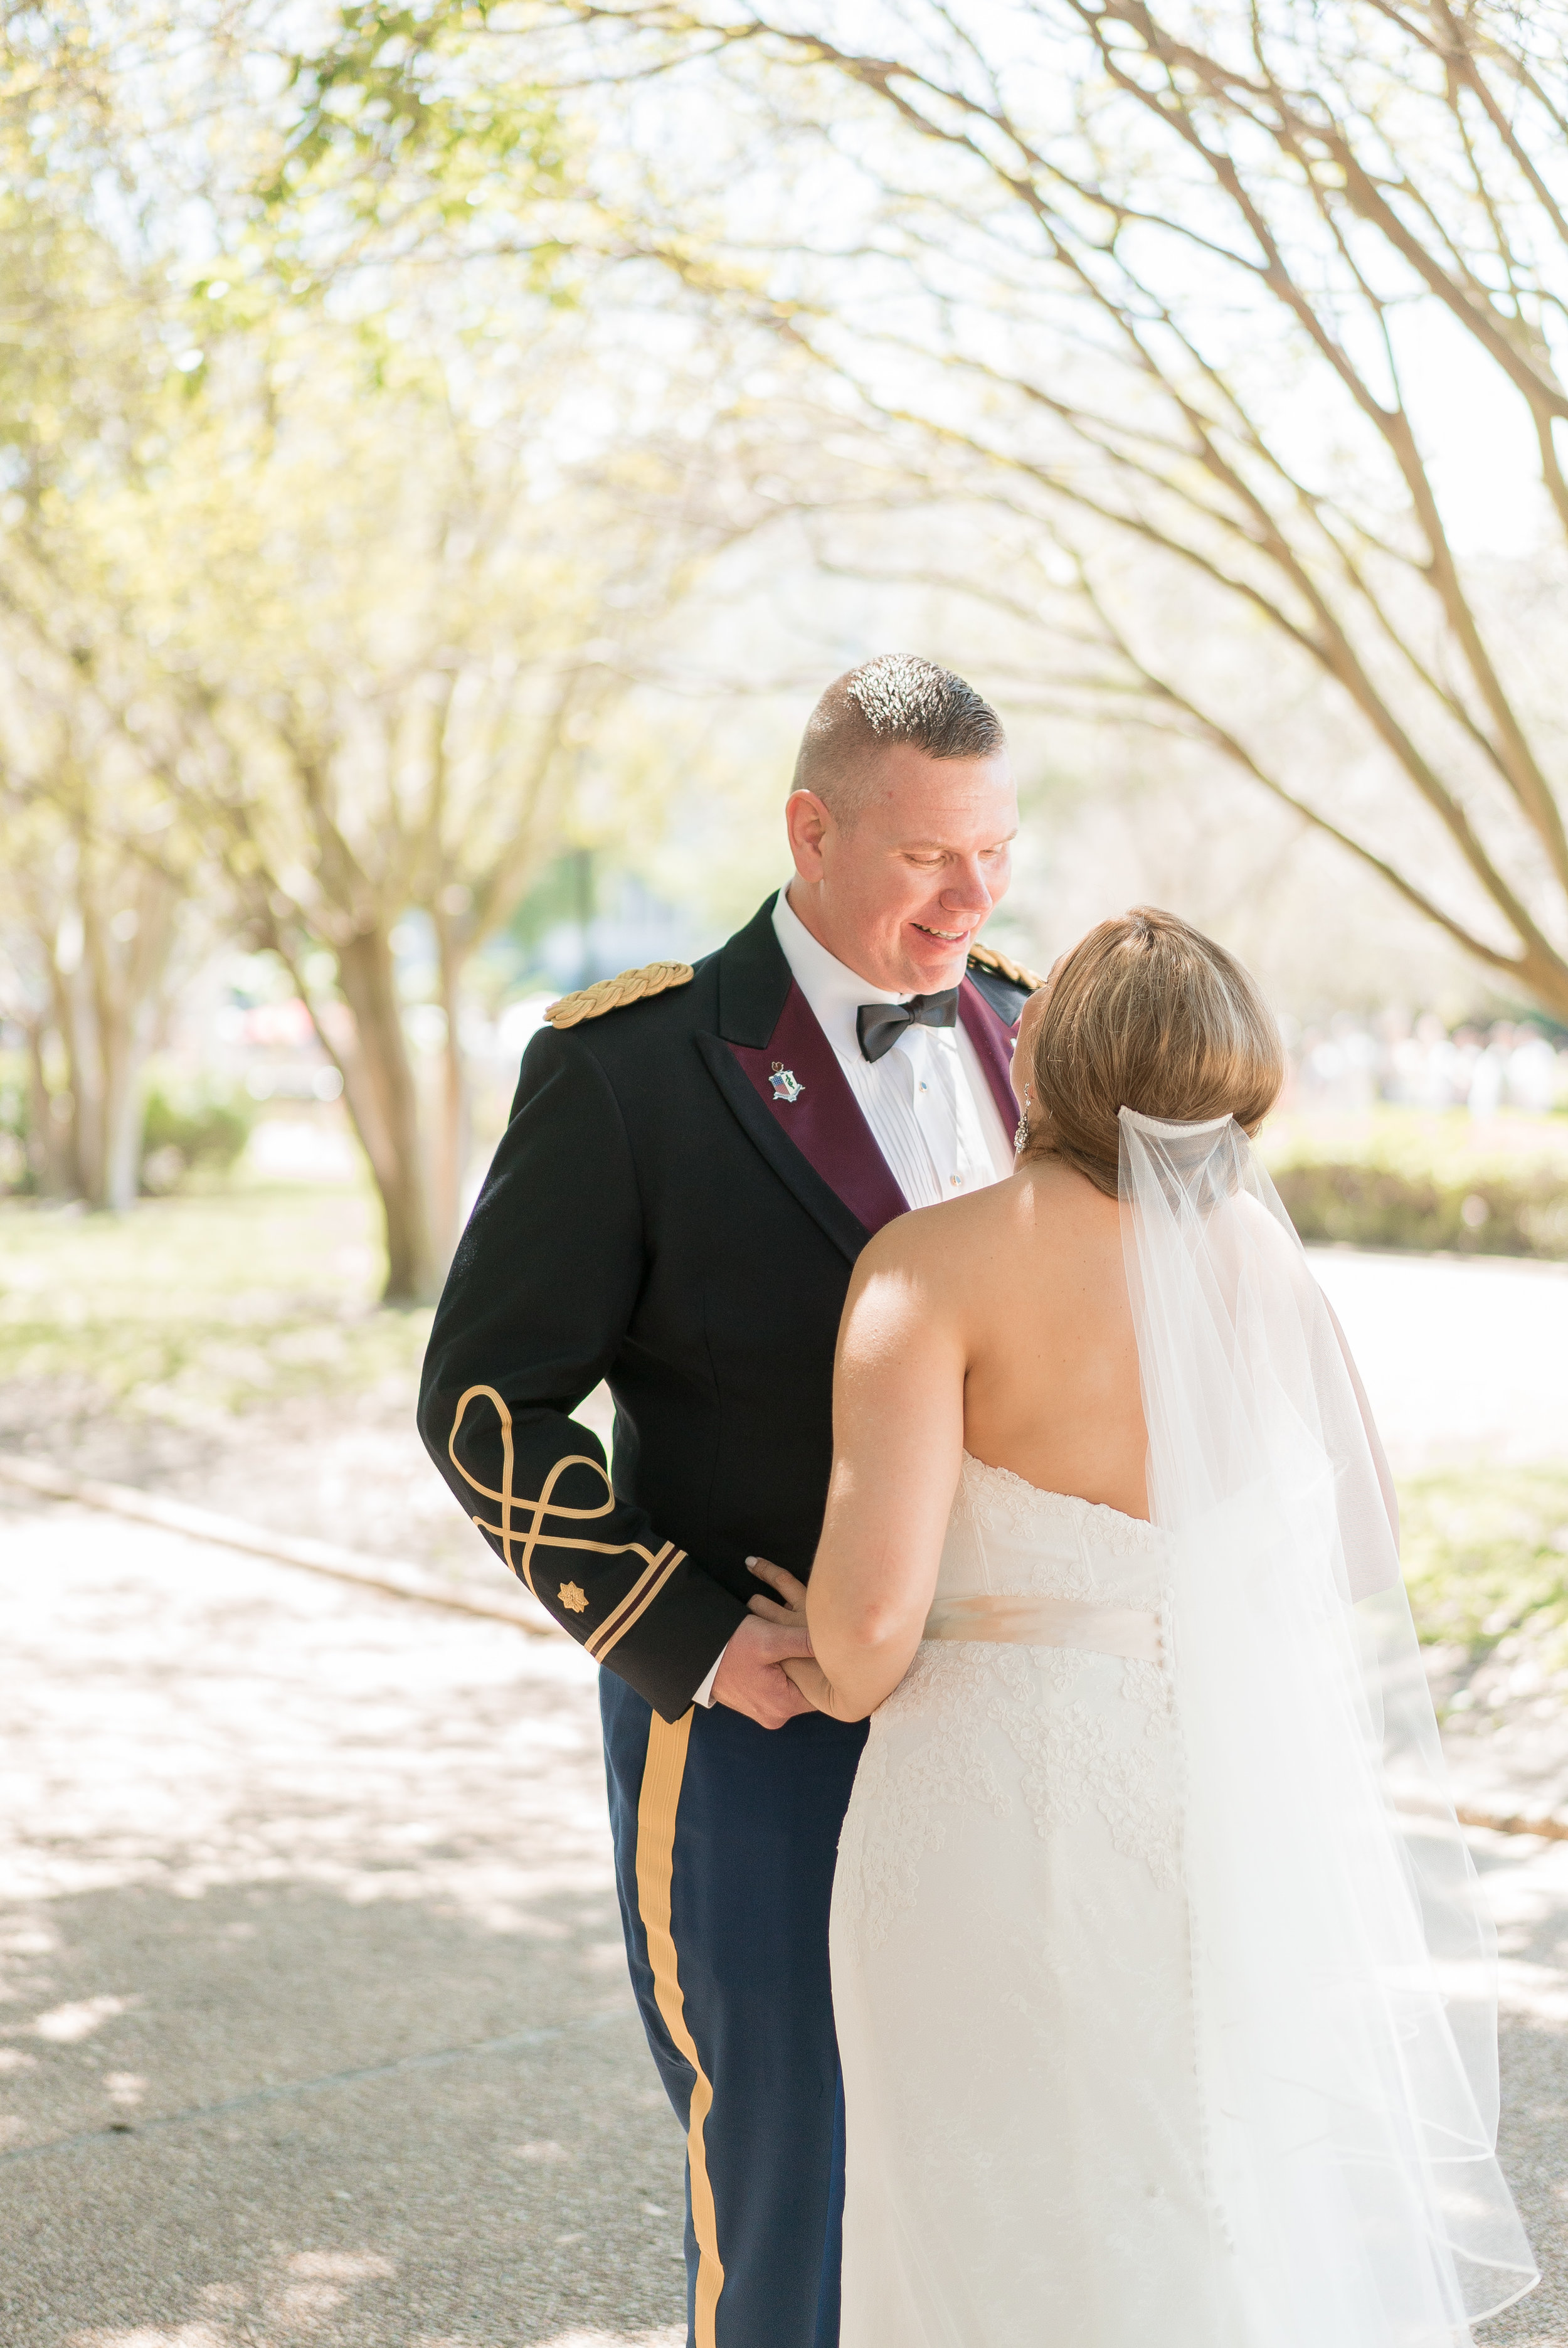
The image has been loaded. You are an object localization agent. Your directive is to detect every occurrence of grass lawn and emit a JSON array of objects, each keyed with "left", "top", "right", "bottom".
[
  {"left": 1402, "top": 1467, "right": 1568, "bottom": 1671},
  {"left": 0, "top": 1176, "right": 431, "bottom": 1421}
]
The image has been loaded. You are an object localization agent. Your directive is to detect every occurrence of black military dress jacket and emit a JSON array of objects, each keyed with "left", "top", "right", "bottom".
[{"left": 417, "top": 894, "right": 1034, "bottom": 1722}]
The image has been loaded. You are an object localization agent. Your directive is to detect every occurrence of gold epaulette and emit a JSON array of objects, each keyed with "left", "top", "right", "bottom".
[
  {"left": 968, "top": 938, "right": 1045, "bottom": 992},
  {"left": 544, "top": 960, "right": 695, "bottom": 1029}
]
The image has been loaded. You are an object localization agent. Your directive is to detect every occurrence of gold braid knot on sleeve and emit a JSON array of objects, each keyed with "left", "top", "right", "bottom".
[
  {"left": 447, "top": 1385, "right": 687, "bottom": 1664},
  {"left": 545, "top": 961, "right": 694, "bottom": 1029}
]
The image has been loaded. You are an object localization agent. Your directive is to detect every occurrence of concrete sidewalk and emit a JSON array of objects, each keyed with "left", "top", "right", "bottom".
[
  {"left": 1309, "top": 1245, "right": 1568, "bottom": 1475},
  {"left": 1, "top": 1483, "right": 1564, "bottom": 2346},
  {"left": 0, "top": 1487, "right": 685, "bottom": 2348}
]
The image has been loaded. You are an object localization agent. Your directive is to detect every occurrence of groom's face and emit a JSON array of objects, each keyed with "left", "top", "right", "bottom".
[{"left": 785, "top": 743, "right": 1018, "bottom": 994}]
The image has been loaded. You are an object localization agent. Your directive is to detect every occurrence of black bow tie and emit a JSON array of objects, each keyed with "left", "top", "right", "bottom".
[{"left": 856, "top": 989, "right": 960, "bottom": 1063}]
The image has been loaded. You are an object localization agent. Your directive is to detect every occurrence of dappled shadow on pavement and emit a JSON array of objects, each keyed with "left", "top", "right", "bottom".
[
  {"left": 1470, "top": 1830, "right": 1568, "bottom": 2344},
  {"left": 0, "top": 1496, "right": 683, "bottom": 2347},
  {"left": 0, "top": 1879, "right": 683, "bottom": 2348}
]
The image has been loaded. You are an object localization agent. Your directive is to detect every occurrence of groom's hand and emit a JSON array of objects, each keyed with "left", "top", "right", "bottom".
[{"left": 711, "top": 1591, "right": 815, "bottom": 1730}]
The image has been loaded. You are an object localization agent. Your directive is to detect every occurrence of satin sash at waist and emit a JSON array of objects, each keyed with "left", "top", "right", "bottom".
[{"left": 922, "top": 1591, "right": 1163, "bottom": 1662}]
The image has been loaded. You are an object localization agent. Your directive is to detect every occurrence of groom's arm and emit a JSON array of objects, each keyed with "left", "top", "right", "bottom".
[{"left": 417, "top": 1026, "right": 748, "bottom": 1723}]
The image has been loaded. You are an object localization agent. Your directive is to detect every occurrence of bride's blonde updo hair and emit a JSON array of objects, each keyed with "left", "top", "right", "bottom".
[{"left": 1019, "top": 908, "right": 1285, "bottom": 1198}]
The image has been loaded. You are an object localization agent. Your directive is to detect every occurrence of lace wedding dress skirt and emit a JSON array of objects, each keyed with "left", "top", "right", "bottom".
[{"left": 831, "top": 1453, "right": 1217, "bottom": 2347}]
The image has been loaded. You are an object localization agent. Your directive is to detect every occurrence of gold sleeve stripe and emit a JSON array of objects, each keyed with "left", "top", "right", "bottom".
[
  {"left": 584, "top": 1541, "right": 675, "bottom": 1659},
  {"left": 636, "top": 1710, "right": 724, "bottom": 2346},
  {"left": 448, "top": 1385, "right": 673, "bottom": 1607},
  {"left": 588, "top": 1546, "right": 687, "bottom": 1665}
]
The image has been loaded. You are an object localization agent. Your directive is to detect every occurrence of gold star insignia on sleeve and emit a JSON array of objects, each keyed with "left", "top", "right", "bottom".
[{"left": 558, "top": 1581, "right": 589, "bottom": 1615}]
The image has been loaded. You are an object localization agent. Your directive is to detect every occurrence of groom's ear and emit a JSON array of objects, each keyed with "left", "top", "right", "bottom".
[{"left": 785, "top": 787, "right": 833, "bottom": 879}]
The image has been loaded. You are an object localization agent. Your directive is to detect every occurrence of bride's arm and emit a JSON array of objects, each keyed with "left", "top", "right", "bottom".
[{"left": 786, "top": 1220, "right": 965, "bottom": 1721}]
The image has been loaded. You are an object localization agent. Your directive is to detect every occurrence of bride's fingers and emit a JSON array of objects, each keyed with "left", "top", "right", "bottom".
[
  {"left": 747, "top": 1555, "right": 809, "bottom": 1608},
  {"left": 747, "top": 1593, "right": 799, "bottom": 1623}
]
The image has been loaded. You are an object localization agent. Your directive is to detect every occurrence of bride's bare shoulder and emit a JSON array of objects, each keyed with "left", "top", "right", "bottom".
[
  {"left": 838, "top": 1184, "right": 1022, "bottom": 1363},
  {"left": 852, "top": 1164, "right": 1088, "bottom": 1295}
]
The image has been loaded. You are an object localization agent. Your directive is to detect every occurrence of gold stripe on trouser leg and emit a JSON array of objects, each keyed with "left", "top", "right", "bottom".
[{"left": 636, "top": 1709, "right": 725, "bottom": 2347}]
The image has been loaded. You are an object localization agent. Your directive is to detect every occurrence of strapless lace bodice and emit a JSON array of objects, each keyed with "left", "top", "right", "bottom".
[
  {"left": 834, "top": 1452, "right": 1180, "bottom": 1973},
  {"left": 937, "top": 1452, "right": 1165, "bottom": 1611}
]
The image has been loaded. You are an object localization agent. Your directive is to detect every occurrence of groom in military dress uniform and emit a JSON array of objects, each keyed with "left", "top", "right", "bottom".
[{"left": 418, "top": 656, "right": 1037, "bottom": 2347}]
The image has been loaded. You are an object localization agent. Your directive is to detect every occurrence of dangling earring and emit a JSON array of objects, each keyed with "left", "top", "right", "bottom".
[{"left": 1014, "top": 1085, "right": 1032, "bottom": 1155}]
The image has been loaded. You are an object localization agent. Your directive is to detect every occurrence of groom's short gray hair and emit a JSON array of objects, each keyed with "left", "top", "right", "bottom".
[{"left": 792, "top": 655, "right": 1005, "bottom": 822}]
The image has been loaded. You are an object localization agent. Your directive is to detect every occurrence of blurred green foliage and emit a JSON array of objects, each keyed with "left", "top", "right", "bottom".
[
  {"left": 139, "top": 1082, "right": 253, "bottom": 1192},
  {"left": 1272, "top": 1162, "right": 1568, "bottom": 1258},
  {"left": 0, "top": 1065, "right": 255, "bottom": 1198},
  {"left": 265, "top": 0, "right": 575, "bottom": 254}
]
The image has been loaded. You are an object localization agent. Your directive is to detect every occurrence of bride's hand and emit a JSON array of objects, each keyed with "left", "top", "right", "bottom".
[
  {"left": 746, "top": 1556, "right": 811, "bottom": 1632},
  {"left": 781, "top": 1655, "right": 836, "bottom": 1712},
  {"left": 748, "top": 1560, "right": 840, "bottom": 1714}
]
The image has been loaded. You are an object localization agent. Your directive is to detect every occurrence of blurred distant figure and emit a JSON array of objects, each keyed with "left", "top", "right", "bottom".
[
  {"left": 1289, "top": 1007, "right": 1564, "bottom": 1121},
  {"left": 1468, "top": 1024, "right": 1510, "bottom": 1119},
  {"left": 1507, "top": 1031, "right": 1560, "bottom": 1116}
]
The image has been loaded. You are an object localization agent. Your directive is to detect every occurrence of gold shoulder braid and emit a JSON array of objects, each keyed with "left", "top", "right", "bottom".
[
  {"left": 968, "top": 938, "right": 1046, "bottom": 992},
  {"left": 545, "top": 960, "right": 695, "bottom": 1029}
]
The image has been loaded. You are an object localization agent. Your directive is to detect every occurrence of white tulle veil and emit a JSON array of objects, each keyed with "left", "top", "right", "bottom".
[{"left": 1118, "top": 1106, "right": 1536, "bottom": 2337}]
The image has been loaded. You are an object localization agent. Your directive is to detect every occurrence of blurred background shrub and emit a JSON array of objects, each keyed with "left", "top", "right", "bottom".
[
  {"left": 1273, "top": 1162, "right": 1568, "bottom": 1260},
  {"left": 1263, "top": 1100, "right": 1568, "bottom": 1258},
  {"left": 138, "top": 1083, "right": 253, "bottom": 1194}
]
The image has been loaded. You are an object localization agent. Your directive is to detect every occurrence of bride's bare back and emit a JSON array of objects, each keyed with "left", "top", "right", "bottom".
[
  {"left": 951, "top": 1159, "right": 1147, "bottom": 1522},
  {"left": 751, "top": 1159, "right": 1148, "bottom": 1723}
]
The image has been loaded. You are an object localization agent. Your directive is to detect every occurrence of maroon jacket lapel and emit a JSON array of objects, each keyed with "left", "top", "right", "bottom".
[
  {"left": 958, "top": 975, "right": 1021, "bottom": 1136},
  {"left": 728, "top": 981, "right": 909, "bottom": 1237}
]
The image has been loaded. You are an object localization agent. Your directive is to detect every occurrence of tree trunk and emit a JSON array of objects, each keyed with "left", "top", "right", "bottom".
[
  {"left": 45, "top": 879, "right": 181, "bottom": 1211},
  {"left": 51, "top": 957, "right": 106, "bottom": 1206},
  {"left": 96, "top": 878, "right": 180, "bottom": 1211},
  {"left": 23, "top": 1019, "right": 76, "bottom": 1196},
  {"left": 432, "top": 920, "right": 472, "bottom": 1267},
  {"left": 91, "top": 928, "right": 138, "bottom": 1214},
  {"left": 334, "top": 923, "right": 440, "bottom": 1305}
]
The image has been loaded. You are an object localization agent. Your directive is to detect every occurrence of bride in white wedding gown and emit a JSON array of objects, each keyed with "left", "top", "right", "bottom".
[{"left": 750, "top": 910, "right": 1535, "bottom": 2348}]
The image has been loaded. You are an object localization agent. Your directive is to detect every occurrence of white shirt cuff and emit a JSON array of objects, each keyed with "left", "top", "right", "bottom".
[{"left": 692, "top": 1642, "right": 729, "bottom": 1708}]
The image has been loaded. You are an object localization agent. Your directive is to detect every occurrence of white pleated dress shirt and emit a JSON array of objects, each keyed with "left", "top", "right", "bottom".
[
  {"left": 770, "top": 886, "right": 1015, "bottom": 1203},
  {"left": 692, "top": 886, "right": 1016, "bottom": 1705}
]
